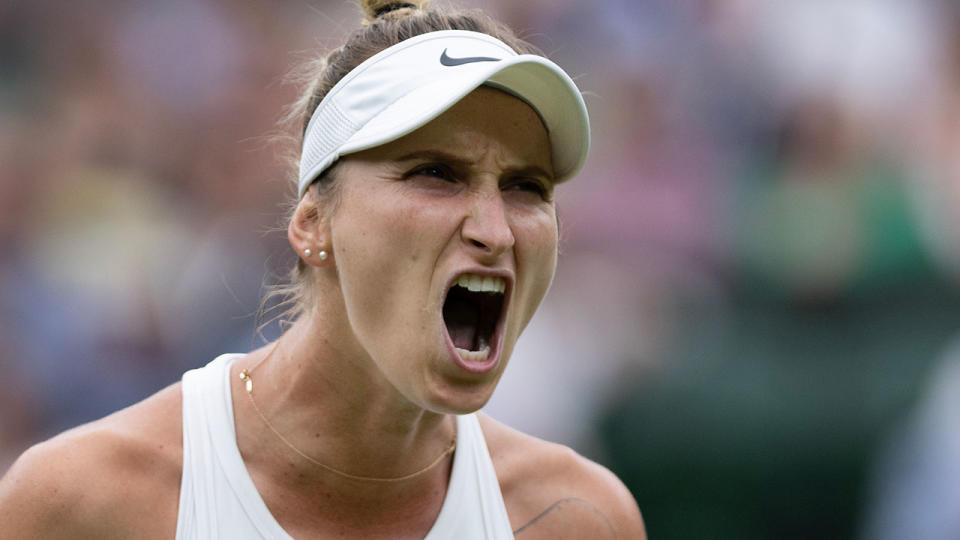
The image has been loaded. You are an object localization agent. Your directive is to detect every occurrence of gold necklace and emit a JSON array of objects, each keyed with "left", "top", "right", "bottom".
[{"left": 238, "top": 341, "right": 457, "bottom": 483}]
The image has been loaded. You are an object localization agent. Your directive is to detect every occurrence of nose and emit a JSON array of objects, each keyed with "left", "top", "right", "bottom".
[{"left": 461, "top": 188, "right": 514, "bottom": 260}]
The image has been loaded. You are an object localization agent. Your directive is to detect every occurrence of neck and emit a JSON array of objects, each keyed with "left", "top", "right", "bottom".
[{"left": 232, "top": 314, "right": 456, "bottom": 486}]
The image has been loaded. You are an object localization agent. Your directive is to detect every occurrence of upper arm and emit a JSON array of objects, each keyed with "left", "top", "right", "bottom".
[
  {"left": 0, "top": 390, "right": 183, "bottom": 540},
  {"left": 578, "top": 457, "right": 647, "bottom": 540},
  {"left": 480, "top": 415, "right": 645, "bottom": 540},
  {"left": 0, "top": 440, "right": 105, "bottom": 539},
  {"left": 510, "top": 449, "right": 646, "bottom": 540}
]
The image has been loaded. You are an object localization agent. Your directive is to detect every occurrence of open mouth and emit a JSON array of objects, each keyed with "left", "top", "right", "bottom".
[{"left": 442, "top": 274, "right": 506, "bottom": 365}]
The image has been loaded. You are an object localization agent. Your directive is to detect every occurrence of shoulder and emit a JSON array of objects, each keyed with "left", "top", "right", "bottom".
[
  {"left": 0, "top": 383, "right": 183, "bottom": 539},
  {"left": 478, "top": 414, "right": 646, "bottom": 540}
]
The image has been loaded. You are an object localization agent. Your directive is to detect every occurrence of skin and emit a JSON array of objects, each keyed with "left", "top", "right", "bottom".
[{"left": 0, "top": 87, "right": 645, "bottom": 539}]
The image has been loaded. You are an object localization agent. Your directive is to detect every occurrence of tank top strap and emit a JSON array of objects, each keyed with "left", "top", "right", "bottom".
[
  {"left": 426, "top": 413, "right": 514, "bottom": 539},
  {"left": 177, "top": 354, "right": 293, "bottom": 540}
]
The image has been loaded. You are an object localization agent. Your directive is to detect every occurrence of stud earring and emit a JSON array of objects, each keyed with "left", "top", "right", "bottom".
[
  {"left": 318, "top": 250, "right": 328, "bottom": 261},
  {"left": 303, "top": 248, "right": 312, "bottom": 257}
]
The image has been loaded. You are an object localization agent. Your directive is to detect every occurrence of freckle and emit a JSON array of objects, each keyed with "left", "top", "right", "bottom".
[
  {"left": 314, "top": 432, "right": 321, "bottom": 438},
  {"left": 410, "top": 252, "right": 419, "bottom": 262}
]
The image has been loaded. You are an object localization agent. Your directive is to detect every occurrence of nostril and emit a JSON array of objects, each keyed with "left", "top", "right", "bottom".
[{"left": 471, "top": 239, "right": 486, "bottom": 249}]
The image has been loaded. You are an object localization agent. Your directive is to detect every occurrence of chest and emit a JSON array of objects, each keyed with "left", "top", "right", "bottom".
[{"left": 241, "top": 464, "right": 450, "bottom": 540}]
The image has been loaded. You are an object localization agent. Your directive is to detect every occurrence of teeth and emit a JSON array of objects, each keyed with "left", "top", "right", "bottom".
[
  {"left": 456, "top": 346, "right": 491, "bottom": 363},
  {"left": 455, "top": 274, "right": 505, "bottom": 294}
]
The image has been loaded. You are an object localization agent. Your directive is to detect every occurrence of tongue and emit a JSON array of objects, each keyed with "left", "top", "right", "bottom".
[
  {"left": 448, "top": 321, "right": 477, "bottom": 350},
  {"left": 444, "top": 292, "right": 480, "bottom": 350}
]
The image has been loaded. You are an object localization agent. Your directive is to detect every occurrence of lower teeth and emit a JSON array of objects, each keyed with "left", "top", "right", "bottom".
[{"left": 456, "top": 346, "right": 491, "bottom": 363}]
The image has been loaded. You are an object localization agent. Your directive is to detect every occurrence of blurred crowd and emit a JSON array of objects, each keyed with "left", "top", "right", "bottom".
[{"left": 2, "top": 1, "right": 960, "bottom": 538}]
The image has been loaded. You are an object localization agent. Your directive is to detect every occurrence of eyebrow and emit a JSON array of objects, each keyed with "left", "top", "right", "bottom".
[{"left": 394, "top": 150, "right": 554, "bottom": 181}]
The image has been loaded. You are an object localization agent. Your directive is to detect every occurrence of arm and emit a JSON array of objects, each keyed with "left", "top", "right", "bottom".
[
  {"left": 0, "top": 386, "right": 182, "bottom": 539},
  {"left": 480, "top": 415, "right": 645, "bottom": 539},
  {"left": 509, "top": 447, "right": 646, "bottom": 540},
  {"left": 0, "top": 437, "right": 110, "bottom": 539}
]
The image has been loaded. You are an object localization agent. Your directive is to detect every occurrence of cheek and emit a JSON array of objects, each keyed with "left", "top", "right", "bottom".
[
  {"left": 334, "top": 186, "right": 426, "bottom": 271},
  {"left": 331, "top": 194, "right": 408, "bottom": 331},
  {"left": 331, "top": 189, "right": 453, "bottom": 343},
  {"left": 514, "top": 213, "right": 559, "bottom": 317},
  {"left": 520, "top": 207, "right": 559, "bottom": 270}
]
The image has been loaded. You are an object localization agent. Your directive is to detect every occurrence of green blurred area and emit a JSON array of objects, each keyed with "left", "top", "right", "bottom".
[{"left": 602, "top": 258, "right": 958, "bottom": 539}]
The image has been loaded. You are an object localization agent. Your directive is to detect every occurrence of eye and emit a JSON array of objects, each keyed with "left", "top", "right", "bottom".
[
  {"left": 503, "top": 178, "right": 552, "bottom": 200},
  {"left": 407, "top": 163, "right": 456, "bottom": 182}
]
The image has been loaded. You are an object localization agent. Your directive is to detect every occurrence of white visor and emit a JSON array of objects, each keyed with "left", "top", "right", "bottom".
[{"left": 297, "top": 29, "right": 590, "bottom": 197}]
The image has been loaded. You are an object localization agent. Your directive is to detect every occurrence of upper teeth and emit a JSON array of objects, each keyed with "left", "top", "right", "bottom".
[{"left": 456, "top": 274, "right": 506, "bottom": 294}]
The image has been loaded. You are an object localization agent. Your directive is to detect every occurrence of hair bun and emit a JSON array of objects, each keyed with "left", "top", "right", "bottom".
[{"left": 360, "top": 0, "right": 430, "bottom": 24}]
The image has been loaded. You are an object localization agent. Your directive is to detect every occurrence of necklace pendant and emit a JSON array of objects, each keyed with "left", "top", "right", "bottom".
[{"left": 239, "top": 370, "right": 253, "bottom": 393}]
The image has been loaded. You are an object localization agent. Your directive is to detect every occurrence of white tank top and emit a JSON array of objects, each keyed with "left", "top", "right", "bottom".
[{"left": 175, "top": 354, "right": 514, "bottom": 539}]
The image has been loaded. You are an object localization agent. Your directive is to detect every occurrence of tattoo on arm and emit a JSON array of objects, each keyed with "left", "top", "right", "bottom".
[{"left": 513, "top": 497, "right": 616, "bottom": 538}]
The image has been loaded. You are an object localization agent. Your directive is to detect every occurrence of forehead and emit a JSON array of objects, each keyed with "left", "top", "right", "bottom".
[{"left": 355, "top": 86, "right": 554, "bottom": 173}]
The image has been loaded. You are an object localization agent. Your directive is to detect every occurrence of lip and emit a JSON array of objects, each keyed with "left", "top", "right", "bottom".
[{"left": 439, "top": 267, "right": 513, "bottom": 375}]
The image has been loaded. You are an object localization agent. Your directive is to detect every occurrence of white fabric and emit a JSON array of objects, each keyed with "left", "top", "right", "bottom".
[
  {"left": 298, "top": 29, "right": 590, "bottom": 197},
  {"left": 176, "top": 354, "right": 514, "bottom": 539}
]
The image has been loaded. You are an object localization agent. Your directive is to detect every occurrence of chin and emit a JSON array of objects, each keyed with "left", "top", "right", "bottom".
[{"left": 419, "top": 376, "right": 500, "bottom": 416}]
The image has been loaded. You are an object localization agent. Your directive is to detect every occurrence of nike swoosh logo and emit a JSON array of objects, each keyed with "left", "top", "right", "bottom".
[{"left": 440, "top": 48, "right": 501, "bottom": 66}]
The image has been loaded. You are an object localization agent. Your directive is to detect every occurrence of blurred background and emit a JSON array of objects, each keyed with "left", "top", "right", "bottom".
[{"left": 2, "top": 0, "right": 960, "bottom": 538}]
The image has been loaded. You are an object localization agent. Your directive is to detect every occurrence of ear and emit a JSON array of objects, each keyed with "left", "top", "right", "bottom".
[{"left": 288, "top": 191, "right": 333, "bottom": 267}]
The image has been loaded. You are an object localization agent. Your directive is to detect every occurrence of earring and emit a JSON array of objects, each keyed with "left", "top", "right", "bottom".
[
  {"left": 303, "top": 248, "right": 312, "bottom": 257},
  {"left": 318, "top": 250, "right": 328, "bottom": 261}
]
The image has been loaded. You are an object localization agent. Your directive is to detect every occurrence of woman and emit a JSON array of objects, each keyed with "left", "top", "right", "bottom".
[{"left": 0, "top": 1, "right": 645, "bottom": 538}]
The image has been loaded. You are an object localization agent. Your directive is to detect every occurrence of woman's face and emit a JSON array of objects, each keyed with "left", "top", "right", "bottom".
[{"left": 325, "top": 86, "right": 558, "bottom": 414}]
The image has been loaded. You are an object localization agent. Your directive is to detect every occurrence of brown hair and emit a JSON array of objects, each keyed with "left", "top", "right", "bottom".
[{"left": 259, "top": 0, "right": 544, "bottom": 330}]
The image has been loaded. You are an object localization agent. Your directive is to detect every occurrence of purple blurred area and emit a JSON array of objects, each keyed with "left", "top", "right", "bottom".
[{"left": 3, "top": 1, "right": 960, "bottom": 538}]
